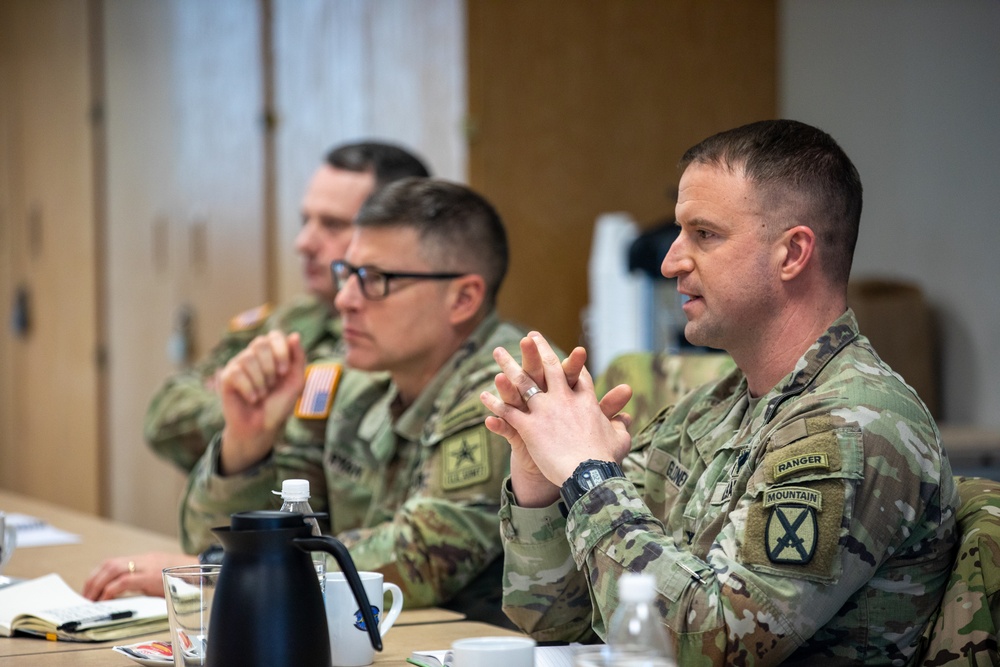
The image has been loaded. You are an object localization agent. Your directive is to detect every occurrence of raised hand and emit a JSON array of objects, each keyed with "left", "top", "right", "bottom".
[{"left": 218, "top": 331, "right": 306, "bottom": 475}]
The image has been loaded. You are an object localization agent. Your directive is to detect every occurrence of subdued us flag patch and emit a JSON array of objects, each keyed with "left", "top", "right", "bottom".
[{"left": 294, "top": 363, "right": 342, "bottom": 419}]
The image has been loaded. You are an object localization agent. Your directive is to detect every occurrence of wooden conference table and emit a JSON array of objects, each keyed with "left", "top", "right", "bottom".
[{"left": 0, "top": 489, "right": 522, "bottom": 665}]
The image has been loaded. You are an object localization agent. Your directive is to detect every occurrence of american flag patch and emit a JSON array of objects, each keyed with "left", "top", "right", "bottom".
[
  {"left": 228, "top": 304, "right": 272, "bottom": 332},
  {"left": 294, "top": 363, "right": 342, "bottom": 419}
]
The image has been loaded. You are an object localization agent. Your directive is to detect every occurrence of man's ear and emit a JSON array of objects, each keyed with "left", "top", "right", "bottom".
[
  {"left": 448, "top": 274, "right": 487, "bottom": 324},
  {"left": 779, "top": 225, "right": 816, "bottom": 282}
]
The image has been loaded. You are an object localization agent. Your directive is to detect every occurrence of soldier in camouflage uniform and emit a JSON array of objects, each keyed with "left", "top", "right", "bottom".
[
  {"left": 481, "top": 120, "right": 959, "bottom": 664},
  {"left": 177, "top": 178, "right": 526, "bottom": 618},
  {"left": 919, "top": 476, "right": 1000, "bottom": 666},
  {"left": 144, "top": 141, "right": 430, "bottom": 471}
]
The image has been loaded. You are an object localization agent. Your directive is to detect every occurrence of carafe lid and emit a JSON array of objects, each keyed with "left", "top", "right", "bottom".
[{"left": 230, "top": 510, "right": 307, "bottom": 531}]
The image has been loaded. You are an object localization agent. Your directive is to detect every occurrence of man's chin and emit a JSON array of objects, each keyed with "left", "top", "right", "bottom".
[{"left": 343, "top": 351, "right": 378, "bottom": 372}]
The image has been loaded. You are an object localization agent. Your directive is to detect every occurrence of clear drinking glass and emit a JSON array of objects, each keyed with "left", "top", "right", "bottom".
[{"left": 162, "top": 564, "right": 221, "bottom": 667}]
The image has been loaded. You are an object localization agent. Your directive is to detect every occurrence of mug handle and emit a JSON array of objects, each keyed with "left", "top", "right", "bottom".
[{"left": 379, "top": 582, "right": 404, "bottom": 637}]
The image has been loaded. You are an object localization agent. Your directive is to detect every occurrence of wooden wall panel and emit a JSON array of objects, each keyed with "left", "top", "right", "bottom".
[
  {"left": 467, "top": 0, "right": 777, "bottom": 353},
  {"left": 103, "top": 0, "right": 266, "bottom": 534},
  {"left": 272, "top": 0, "right": 466, "bottom": 304},
  {"left": 0, "top": 0, "right": 101, "bottom": 512}
]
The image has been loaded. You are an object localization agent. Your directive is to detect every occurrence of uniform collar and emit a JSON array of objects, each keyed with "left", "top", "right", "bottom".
[
  {"left": 760, "top": 309, "right": 859, "bottom": 424},
  {"left": 688, "top": 310, "right": 859, "bottom": 464},
  {"left": 390, "top": 312, "right": 501, "bottom": 444}
]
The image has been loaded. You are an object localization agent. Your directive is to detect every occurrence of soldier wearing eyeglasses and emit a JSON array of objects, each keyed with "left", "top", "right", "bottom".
[
  {"left": 177, "top": 178, "right": 532, "bottom": 624},
  {"left": 143, "top": 141, "right": 430, "bottom": 472}
]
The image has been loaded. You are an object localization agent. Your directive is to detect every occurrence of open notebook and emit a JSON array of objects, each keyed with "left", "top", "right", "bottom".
[{"left": 0, "top": 573, "right": 167, "bottom": 642}]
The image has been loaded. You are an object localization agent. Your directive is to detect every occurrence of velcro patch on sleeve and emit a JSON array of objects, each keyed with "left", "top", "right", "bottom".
[
  {"left": 763, "top": 486, "right": 822, "bottom": 511},
  {"left": 441, "top": 429, "right": 490, "bottom": 490},
  {"left": 742, "top": 479, "right": 844, "bottom": 582},
  {"left": 228, "top": 303, "right": 272, "bottom": 331},
  {"left": 763, "top": 429, "right": 843, "bottom": 485},
  {"left": 773, "top": 453, "right": 829, "bottom": 481},
  {"left": 294, "top": 363, "right": 342, "bottom": 419}
]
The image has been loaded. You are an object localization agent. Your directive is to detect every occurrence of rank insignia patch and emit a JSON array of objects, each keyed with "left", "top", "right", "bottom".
[
  {"left": 441, "top": 430, "right": 490, "bottom": 490},
  {"left": 766, "top": 504, "right": 818, "bottom": 564},
  {"left": 294, "top": 363, "right": 342, "bottom": 419}
]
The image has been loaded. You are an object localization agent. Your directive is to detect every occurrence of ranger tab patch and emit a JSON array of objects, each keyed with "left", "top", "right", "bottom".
[
  {"left": 766, "top": 504, "right": 818, "bottom": 564},
  {"left": 294, "top": 363, "right": 342, "bottom": 419},
  {"left": 773, "top": 452, "right": 829, "bottom": 481},
  {"left": 441, "top": 430, "right": 490, "bottom": 490},
  {"left": 228, "top": 303, "right": 272, "bottom": 331}
]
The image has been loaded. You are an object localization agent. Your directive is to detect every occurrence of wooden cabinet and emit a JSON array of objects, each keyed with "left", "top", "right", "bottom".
[
  {"left": 0, "top": 0, "right": 102, "bottom": 513},
  {"left": 101, "top": 0, "right": 268, "bottom": 533}
]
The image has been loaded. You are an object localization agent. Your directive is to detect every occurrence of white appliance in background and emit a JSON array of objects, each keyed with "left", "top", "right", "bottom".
[{"left": 584, "top": 212, "right": 645, "bottom": 377}]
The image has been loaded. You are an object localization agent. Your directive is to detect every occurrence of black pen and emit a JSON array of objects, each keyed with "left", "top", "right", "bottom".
[{"left": 57, "top": 610, "right": 136, "bottom": 632}]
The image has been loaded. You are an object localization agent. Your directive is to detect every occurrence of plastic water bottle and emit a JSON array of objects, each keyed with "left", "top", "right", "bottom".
[
  {"left": 273, "top": 478, "right": 326, "bottom": 594},
  {"left": 604, "top": 572, "right": 676, "bottom": 667}
]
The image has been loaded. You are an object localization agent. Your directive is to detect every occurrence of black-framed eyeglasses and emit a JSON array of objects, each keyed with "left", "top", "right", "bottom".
[{"left": 331, "top": 260, "right": 466, "bottom": 301}]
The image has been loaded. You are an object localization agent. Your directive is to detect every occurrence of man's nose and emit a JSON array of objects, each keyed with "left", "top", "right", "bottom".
[
  {"left": 333, "top": 271, "right": 361, "bottom": 310},
  {"left": 295, "top": 219, "right": 316, "bottom": 253},
  {"left": 661, "top": 237, "right": 690, "bottom": 279}
]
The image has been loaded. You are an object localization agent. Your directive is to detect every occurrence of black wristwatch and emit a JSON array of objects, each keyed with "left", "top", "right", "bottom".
[{"left": 559, "top": 459, "right": 625, "bottom": 512}]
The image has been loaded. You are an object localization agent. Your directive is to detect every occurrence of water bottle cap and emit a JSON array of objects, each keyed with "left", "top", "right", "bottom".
[
  {"left": 277, "top": 478, "right": 310, "bottom": 501},
  {"left": 618, "top": 572, "right": 656, "bottom": 602}
]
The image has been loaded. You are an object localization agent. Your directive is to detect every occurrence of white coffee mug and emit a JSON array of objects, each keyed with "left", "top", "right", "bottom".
[
  {"left": 325, "top": 571, "right": 403, "bottom": 667},
  {"left": 452, "top": 636, "right": 537, "bottom": 667}
]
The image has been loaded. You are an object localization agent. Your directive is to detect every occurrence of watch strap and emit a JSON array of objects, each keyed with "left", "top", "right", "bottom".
[{"left": 559, "top": 459, "right": 625, "bottom": 512}]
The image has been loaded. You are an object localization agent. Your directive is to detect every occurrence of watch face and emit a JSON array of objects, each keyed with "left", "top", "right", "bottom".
[{"left": 581, "top": 468, "right": 606, "bottom": 489}]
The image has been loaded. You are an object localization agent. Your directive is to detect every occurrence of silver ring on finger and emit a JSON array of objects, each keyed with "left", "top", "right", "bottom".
[{"left": 521, "top": 385, "right": 542, "bottom": 403}]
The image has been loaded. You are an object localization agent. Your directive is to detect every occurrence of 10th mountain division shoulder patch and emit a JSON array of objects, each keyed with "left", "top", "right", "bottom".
[
  {"left": 441, "top": 430, "right": 490, "bottom": 490},
  {"left": 765, "top": 503, "right": 818, "bottom": 564}
]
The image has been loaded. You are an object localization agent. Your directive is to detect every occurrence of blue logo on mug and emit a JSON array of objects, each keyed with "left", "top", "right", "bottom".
[{"left": 353, "top": 605, "right": 380, "bottom": 631}]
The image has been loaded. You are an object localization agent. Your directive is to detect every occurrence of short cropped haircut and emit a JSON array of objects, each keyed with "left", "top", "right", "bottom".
[
  {"left": 355, "top": 178, "right": 508, "bottom": 309},
  {"left": 326, "top": 141, "right": 431, "bottom": 188},
  {"left": 680, "top": 119, "right": 863, "bottom": 286}
]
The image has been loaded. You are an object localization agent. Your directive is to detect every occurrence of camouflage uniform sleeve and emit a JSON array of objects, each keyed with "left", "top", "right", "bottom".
[
  {"left": 499, "top": 440, "right": 651, "bottom": 643},
  {"left": 144, "top": 324, "right": 260, "bottom": 471},
  {"left": 919, "top": 476, "right": 1000, "bottom": 666},
  {"left": 179, "top": 432, "right": 284, "bottom": 554},
  {"left": 498, "top": 485, "right": 596, "bottom": 643},
  {"left": 337, "top": 422, "right": 509, "bottom": 609}
]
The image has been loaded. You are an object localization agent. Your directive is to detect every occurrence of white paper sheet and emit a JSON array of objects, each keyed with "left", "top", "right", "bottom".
[{"left": 6, "top": 513, "right": 81, "bottom": 548}]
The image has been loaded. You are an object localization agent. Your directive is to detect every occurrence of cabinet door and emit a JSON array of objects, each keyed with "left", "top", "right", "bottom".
[
  {"left": 271, "top": 0, "right": 466, "bottom": 303},
  {"left": 0, "top": 0, "right": 101, "bottom": 512},
  {"left": 103, "top": 0, "right": 266, "bottom": 534}
]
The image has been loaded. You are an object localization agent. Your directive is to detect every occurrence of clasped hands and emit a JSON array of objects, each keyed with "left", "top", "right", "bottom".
[{"left": 479, "top": 332, "right": 633, "bottom": 508}]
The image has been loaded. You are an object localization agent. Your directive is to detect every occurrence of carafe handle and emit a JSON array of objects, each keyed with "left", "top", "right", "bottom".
[{"left": 294, "top": 537, "right": 382, "bottom": 651}]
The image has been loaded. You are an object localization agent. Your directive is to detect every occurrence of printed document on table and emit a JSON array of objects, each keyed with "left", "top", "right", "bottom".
[{"left": 6, "top": 513, "right": 81, "bottom": 548}]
